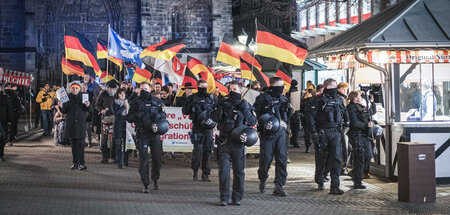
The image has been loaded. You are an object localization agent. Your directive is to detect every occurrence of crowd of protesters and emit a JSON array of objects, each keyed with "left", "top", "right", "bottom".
[{"left": 1, "top": 75, "right": 380, "bottom": 206}]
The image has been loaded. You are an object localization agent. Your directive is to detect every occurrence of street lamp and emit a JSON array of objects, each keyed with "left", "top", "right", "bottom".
[{"left": 238, "top": 28, "right": 248, "bottom": 45}]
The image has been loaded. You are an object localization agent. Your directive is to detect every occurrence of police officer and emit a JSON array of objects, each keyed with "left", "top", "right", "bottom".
[
  {"left": 254, "top": 77, "right": 292, "bottom": 197},
  {"left": 346, "top": 91, "right": 376, "bottom": 189},
  {"left": 127, "top": 82, "right": 166, "bottom": 193},
  {"left": 182, "top": 80, "right": 217, "bottom": 182},
  {"left": 211, "top": 81, "right": 257, "bottom": 206},
  {"left": 305, "top": 78, "right": 349, "bottom": 195}
]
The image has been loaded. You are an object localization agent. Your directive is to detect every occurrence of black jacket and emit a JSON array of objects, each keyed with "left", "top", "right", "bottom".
[
  {"left": 0, "top": 92, "right": 11, "bottom": 130},
  {"left": 5, "top": 90, "right": 24, "bottom": 118},
  {"left": 175, "top": 94, "right": 188, "bottom": 107},
  {"left": 305, "top": 94, "right": 349, "bottom": 134},
  {"left": 253, "top": 91, "right": 293, "bottom": 132},
  {"left": 182, "top": 93, "right": 217, "bottom": 131},
  {"left": 347, "top": 102, "right": 376, "bottom": 135},
  {"left": 60, "top": 93, "right": 89, "bottom": 139},
  {"left": 112, "top": 101, "right": 127, "bottom": 139},
  {"left": 211, "top": 95, "right": 257, "bottom": 138},
  {"left": 127, "top": 94, "right": 166, "bottom": 134},
  {"left": 95, "top": 90, "right": 114, "bottom": 117}
]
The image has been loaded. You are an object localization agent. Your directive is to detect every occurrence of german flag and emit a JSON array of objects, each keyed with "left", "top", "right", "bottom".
[
  {"left": 255, "top": 23, "right": 308, "bottom": 66},
  {"left": 215, "top": 80, "right": 228, "bottom": 96},
  {"left": 216, "top": 35, "right": 262, "bottom": 71},
  {"left": 61, "top": 56, "right": 85, "bottom": 77},
  {"left": 275, "top": 63, "right": 293, "bottom": 90},
  {"left": 64, "top": 27, "right": 102, "bottom": 77},
  {"left": 97, "top": 39, "right": 123, "bottom": 73},
  {"left": 99, "top": 70, "right": 117, "bottom": 83},
  {"left": 240, "top": 57, "right": 269, "bottom": 88},
  {"left": 140, "top": 38, "right": 186, "bottom": 61},
  {"left": 172, "top": 56, "right": 185, "bottom": 76},
  {"left": 187, "top": 56, "right": 216, "bottom": 94},
  {"left": 133, "top": 65, "right": 152, "bottom": 83}
]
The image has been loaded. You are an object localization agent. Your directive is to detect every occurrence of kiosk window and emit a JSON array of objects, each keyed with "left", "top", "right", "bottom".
[{"left": 398, "top": 63, "right": 450, "bottom": 121}]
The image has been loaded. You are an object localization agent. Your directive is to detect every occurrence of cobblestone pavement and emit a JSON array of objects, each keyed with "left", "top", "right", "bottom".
[{"left": 1, "top": 128, "right": 449, "bottom": 215}]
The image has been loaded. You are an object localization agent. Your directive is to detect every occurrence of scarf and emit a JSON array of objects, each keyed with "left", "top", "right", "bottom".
[{"left": 114, "top": 99, "right": 128, "bottom": 116}]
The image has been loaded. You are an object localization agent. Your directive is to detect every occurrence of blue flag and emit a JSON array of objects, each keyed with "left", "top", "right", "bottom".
[{"left": 108, "top": 28, "right": 146, "bottom": 69}]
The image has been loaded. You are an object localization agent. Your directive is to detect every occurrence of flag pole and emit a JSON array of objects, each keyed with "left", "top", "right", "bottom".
[
  {"left": 106, "top": 24, "right": 110, "bottom": 83},
  {"left": 243, "top": 17, "right": 258, "bottom": 98},
  {"left": 63, "top": 24, "right": 67, "bottom": 87}
]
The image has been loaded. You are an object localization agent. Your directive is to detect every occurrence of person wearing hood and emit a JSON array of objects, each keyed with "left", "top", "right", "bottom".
[
  {"left": 182, "top": 79, "right": 218, "bottom": 182},
  {"left": 112, "top": 89, "right": 128, "bottom": 169},
  {"left": 58, "top": 82, "right": 90, "bottom": 170},
  {"left": 126, "top": 82, "right": 166, "bottom": 193},
  {"left": 95, "top": 80, "right": 118, "bottom": 164},
  {"left": 253, "top": 77, "right": 293, "bottom": 197},
  {"left": 305, "top": 78, "right": 349, "bottom": 195}
]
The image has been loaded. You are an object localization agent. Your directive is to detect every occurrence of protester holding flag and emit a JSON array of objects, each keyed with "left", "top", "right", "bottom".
[
  {"left": 58, "top": 82, "right": 90, "bottom": 170},
  {"left": 182, "top": 79, "right": 218, "bottom": 182}
]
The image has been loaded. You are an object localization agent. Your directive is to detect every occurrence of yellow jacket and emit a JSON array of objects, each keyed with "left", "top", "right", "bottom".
[{"left": 36, "top": 89, "right": 56, "bottom": 110}]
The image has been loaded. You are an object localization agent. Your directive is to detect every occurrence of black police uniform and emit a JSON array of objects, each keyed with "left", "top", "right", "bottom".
[
  {"left": 211, "top": 92, "right": 257, "bottom": 204},
  {"left": 253, "top": 87, "right": 292, "bottom": 194},
  {"left": 127, "top": 90, "right": 166, "bottom": 190},
  {"left": 182, "top": 90, "right": 217, "bottom": 181},
  {"left": 305, "top": 90, "right": 349, "bottom": 193},
  {"left": 347, "top": 102, "right": 376, "bottom": 187}
]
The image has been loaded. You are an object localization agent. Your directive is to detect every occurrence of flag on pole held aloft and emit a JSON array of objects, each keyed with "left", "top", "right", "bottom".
[
  {"left": 97, "top": 39, "right": 123, "bottom": 72},
  {"left": 140, "top": 38, "right": 186, "bottom": 61},
  {"left": 187, "top": 56, "right": 216, "bottom": 94},
  {"left": 173, "top": 56, "right": 185, "bottom": 76},
  {"left": 64, "top": 27, "right": 102, "bottom": 77},
  {"left": 125, "top": 63, "right": 135, "bottom": 81},
  {"left": 154, "top": 58, "right": 182, "bottom": 84},
  {"left": 240, "top": 57, "right": 269, "bottom": 88},
  {"left": 216, "top": 34, "right": 262, "bottom": 71},
  {"left": 108, "top": 27, "right": 146, "bottom": 69},
  {"left": 133, "top": 65, "right": 152, "bottom": 83},
  {"left": 99, "top": 70, "right": 117, "bottom": 83},
  {"left": 181, "top": 66, "right": 198, "bottom": 89},
  {"left": 255, "top": 23, "right": 308, "bottom": 66},
  {"left": 61, "top": 56, "right": 85, "bottom": 77},
  {"left": 275, "top": 63, "right": 293, "bottom": 90}
]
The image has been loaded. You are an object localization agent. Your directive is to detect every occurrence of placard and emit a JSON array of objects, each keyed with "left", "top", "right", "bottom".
[{"left": 56, "top": 87, "right": 69, "bottom": 104}]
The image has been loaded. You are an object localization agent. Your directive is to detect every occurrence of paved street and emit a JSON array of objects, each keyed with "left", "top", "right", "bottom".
[{"left": 1, "top": 128, "right": 449, "bottom": 215}]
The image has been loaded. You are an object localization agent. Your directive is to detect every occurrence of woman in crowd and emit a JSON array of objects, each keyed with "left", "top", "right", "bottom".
[{"left": 112, "top": 89, "right": 128, "bottom": 169}]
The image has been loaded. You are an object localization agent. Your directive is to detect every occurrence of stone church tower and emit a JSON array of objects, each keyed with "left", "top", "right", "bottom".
[{"left": 0, "top": 0, "right": 232, "bottom": 86}]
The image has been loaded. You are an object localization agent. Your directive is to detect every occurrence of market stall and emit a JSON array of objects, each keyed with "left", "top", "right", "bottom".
[{"left": 308, "top": 0, "right": 450, "bottom": 183}]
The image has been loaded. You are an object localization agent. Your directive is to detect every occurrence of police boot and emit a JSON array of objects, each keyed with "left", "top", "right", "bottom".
[
  {"left": 219, "top": 200, "right": 227, "bottom": 206},
  {"left": 317, "top": 184, "right": 325, "bottom": 190},
  {"left": 143, "top": 186, "right": 149, "bottom": 194},
  {"left": 193, "top": 172, "right": 198, "bottom": 181},
  {"left": 259, "top": 181, "right": 266, "bottom": 193},
  {"left": 153, "top": 181, "right": 159, "bottom": 190},
  {"left": 70, "top": 164, "right": 78, "bottom": 170},
  {"left": 272, "top": 184, "right": 287, "bottom": 197},
  {"left": 353, "top": 183, "right": 366, "bottom": 189},
  {"left": 329, "top": 188, "right": 344, "bottom": 195},
  {"left": 202, "top": 175, "right": 211, "bottom": 182}
]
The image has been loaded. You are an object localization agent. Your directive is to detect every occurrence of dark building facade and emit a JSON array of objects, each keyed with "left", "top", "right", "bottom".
[{"left": 0, "top": 0, "right": 232, "bottom": 87}]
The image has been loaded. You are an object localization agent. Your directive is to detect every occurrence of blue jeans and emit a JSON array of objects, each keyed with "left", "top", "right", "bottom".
[{"left": 41, "top": 110, "right": 53, "bottom": 135}]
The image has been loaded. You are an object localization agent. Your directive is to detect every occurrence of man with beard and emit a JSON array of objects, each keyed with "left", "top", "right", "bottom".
[
  {"left": 95, "top": 81, "right": 118, "bottom": 163},
  {"left": 182, "top": 80, "right": 217, "bottom": 182},
  {"left": 254, "top": 77, "right": 293, "bottom": 197}
]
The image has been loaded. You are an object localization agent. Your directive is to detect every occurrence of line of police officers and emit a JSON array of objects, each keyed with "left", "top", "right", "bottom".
[{"left": 123, "top": 77, "right": 377, "bottom": 206}]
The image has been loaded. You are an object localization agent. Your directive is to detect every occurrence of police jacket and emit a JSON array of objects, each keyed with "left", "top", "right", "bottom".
[
  {"left": 305, "top": 94, "right": 349, "bottom": 134},
  {"left": 211, "top": 95, "right": 257, "bottom": 137},
  {"left": 347, "top": 102, "right": 376, "bottom": 136},
  {"left": 253, "top": 91, "right": 292, "bottom": 132},
  {"left": 60, "top": 93, "right": 89, "bottom": 139},
  {"left": 95, "top": 90, "right": 114, "bottom": 117},
  {"left": 127, "top": 94, "right": 166, "bottom": 134},
  {"left": 182, "top": 92, "right": 217, "bottom": 131}
]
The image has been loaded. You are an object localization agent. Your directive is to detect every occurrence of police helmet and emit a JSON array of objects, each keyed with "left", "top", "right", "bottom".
[
  {"left": 257, "top": 113, "right": 280, "bottom": 134},
  {"left": 370, "top": 124, "right": 383, "bottom": 139},
  {"left": 198, "top": 110, "right": 217, "bottom": 130},
  {"left": 231, "top": 125, "right": 259, "bottom": 147},
  {"left": 151, "top": 119, "right": 170, "bottom": 135}
]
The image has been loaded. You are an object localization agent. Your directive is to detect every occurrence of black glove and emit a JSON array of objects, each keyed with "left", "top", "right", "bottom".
[
  {"left": 42, "top": 97, "right": 47, "bottom": 102},
  {"left": 236, "top": 101, "right": 246, "bottom": 111}
]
